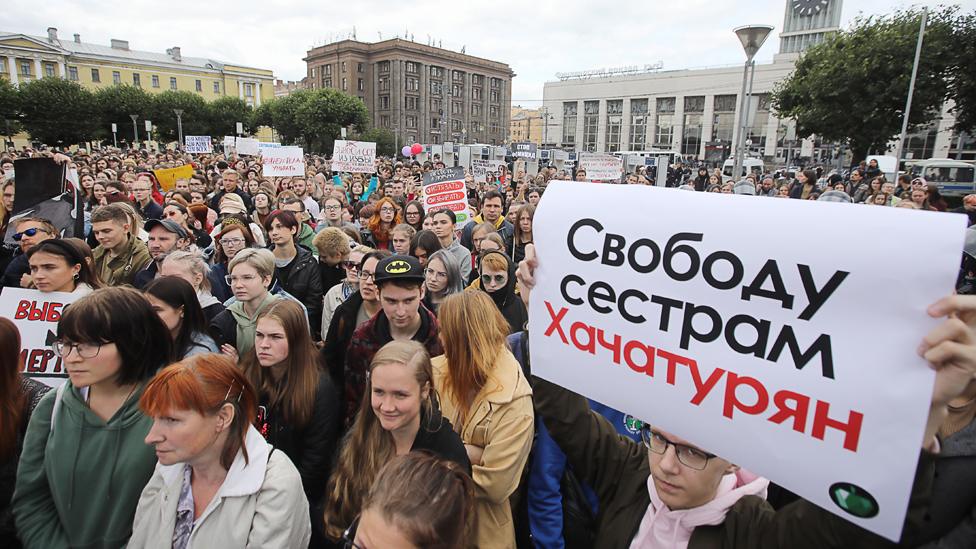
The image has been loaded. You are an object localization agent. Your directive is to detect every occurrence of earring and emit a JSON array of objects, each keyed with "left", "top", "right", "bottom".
[{"left": 73, "top": 273, "right": 80, "bottom": 280}]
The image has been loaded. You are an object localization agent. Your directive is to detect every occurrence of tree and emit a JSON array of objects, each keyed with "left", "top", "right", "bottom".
[
  {"left": 0, "top": 78, "right": 21, "bottom": 139},
  {"left": 260, "top": 89, "right": 369, "bottom": 153},
  {"left": 948, "top": 13, "right": 976, "bottom": 134},
  {"left": 148, "top": 90, "right": 209, "bottom": 142},
  {"left": 17, "top": 77, "right": 97, "bottom": 146},
  {"left": 771, "top": 7, "right": 958, "bottom": 161},
  {"left": 92, "top": 84, "right": 152, "bottom": 141},
  {"left": 207, "top": 96, "right": 252, "bottom": 137},
  {"left": 354, "top": 127, "right": 396, "bottom": 157}
]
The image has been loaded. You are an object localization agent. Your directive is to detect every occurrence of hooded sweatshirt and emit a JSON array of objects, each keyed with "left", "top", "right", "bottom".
[
  {"left": 479, "top": 251, "right": 527, "bottom": 334},
  {"left": 13, "top": 382, "right": 157, "bottom": 549},
  {"left": 628, "top": 470, "right": 769, "bottom": 549},
  {"left": 227, "top": 291, "right": 279, "bottom": 354}
]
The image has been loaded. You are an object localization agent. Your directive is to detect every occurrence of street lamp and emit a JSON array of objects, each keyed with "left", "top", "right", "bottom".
[
  {"left": 129, "top": 114, "right": 139, "bottom": 147},
  {"left": 732, "top": 24, "right": 774, "bottom": 181},
  {"left": 173, "top": 109, "right": 184, "bottom": 148}
]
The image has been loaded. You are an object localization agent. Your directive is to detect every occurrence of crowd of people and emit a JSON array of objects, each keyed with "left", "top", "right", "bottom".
[{"left": 0, "top": 144, "right": 974, "bottom": 548}]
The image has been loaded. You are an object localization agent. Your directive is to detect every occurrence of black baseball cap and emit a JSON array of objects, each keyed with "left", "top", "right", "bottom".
[
  {"left": 374, "top": 255, "right": 425, "bottom": 284},
  {"left": 144, "top": 218, "right": 189, "bottom": 239}
]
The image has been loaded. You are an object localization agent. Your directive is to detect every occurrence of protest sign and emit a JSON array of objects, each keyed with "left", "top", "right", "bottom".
[
  {"left": 223, "top": 136, "right": 236, "bottom": 151},
  {"left": 331, "top": 140, "right": 377, "bottom": 173},
  {"left": 153, "top": 165, "right": 195, "bottom": 192},
  {"left": 472, "top": 159, "right": 506, "bottom": 183},
  {"left": 236, "top": 137, "right": 260, "bottom": 156},
  {"left": 528, "top": 182, "right": 966, "bottom": 541},
  {"left": 258, "top": 141, "right": 281, "bottom": 150},
  {"left": 422, "top": 166, "right": 472, "bottom": 228},
  {"left": 579, "top": 153, "right": 623, "bottom": 181},
  {"left": 512, "top": 142, "right": 538, "bottom": 160},
  {"left": 262, "top": 146, "right": 305, "bottom": 177},
  {"left": 0, "top": 288, "right": 85, "bottom": 387},
  {"left": 184, "top": 136, "right": 212, "bottom": 154},
  {"left": 3, "top": 158, "right": 83, "bottom": 246}
]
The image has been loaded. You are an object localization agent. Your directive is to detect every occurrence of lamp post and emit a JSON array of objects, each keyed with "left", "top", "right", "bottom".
[
  {"left": 129, "top": 114, "right": 139, "bottom": 148},
  {"left": 732, "top": 24, "right": 774, "bottom": 182},
  {"left": 173, "top": 109, "right": 184, "bottom": 148}
]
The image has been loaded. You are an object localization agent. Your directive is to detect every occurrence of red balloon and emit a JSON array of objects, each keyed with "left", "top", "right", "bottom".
[{"left": 410, "top": 143, "right": 423, "bottom": 155}]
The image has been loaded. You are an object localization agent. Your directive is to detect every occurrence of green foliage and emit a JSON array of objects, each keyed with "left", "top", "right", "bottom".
[
  {"left": 948, "top": 13, "right": 976, "bottom": 134},
  {"left": 354, "top": 127, "right": 397, "bottom": 157},
  {"left": 148, "top": 90, "right": 209, "bottom": 142},
  {"left": 17, "top": 77, "right": 97, "bottom": 146},
  {"left": 772, "top": 7, "right": 960, "bottom": 160},
  {"left": 259, "top": 89, "right": 370, "bottom": 152},
  {"left": 92, "top": 84, "right": 152, "bottom": 139},
  {"left": 208, "top": 96, "right": 253, "bottom": 137},
  {"left": 0, "top": 78, "right": 21, "bottom": 136}
]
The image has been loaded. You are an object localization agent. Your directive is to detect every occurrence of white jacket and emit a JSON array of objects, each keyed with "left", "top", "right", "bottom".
[{"left": 129, "top": 425, "right": 311, "bottom": 549}]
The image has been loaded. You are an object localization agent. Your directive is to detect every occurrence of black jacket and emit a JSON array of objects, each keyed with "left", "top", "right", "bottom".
[
  {"left": 1, "top": 253, "right": 28, "bottom": 289},
  {"left": 209, "top": 308, "right": 238, "bottom": 350},
  {"left": 132, "top": 259, "right": 159, "bottom": 290},
  {"left": 411, "top": 412, "right": 472, "bottom": 476},
  {"left": 208, "top": 188, "right": 253, "bottom": 212},
  {"left": 257, "top": 372, "right": 339, "bottom": 505},
  {"left": 275, "top": 245, "right": 324, "bottom": 341},
  {"left": 321, "top": 291, "right": 365, "bottom": 392},
  {"left": 479, "top": 251, "right": 527, "bottom": 334}
]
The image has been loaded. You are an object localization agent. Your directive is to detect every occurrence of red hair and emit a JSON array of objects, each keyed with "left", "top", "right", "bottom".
[
  {"left": 367, "top": 197, "right": 402, "bottom": 246},
  {"left": 140, "top": 354, "right": 258, "bottom": 469}
]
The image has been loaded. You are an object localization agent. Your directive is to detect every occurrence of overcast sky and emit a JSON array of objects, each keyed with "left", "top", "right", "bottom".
[{"left": 4, "top": 0, "right": 974, "bottom": 108}]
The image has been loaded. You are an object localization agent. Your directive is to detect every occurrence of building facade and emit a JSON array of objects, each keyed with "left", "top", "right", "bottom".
[
  {"left": 543, "top": 0, "right": 975, "bottom": 164},
  {"left": 509, "top": 106, "right": 553, "bottom": 145},
  {"left": 0, "top": 27, "right": 274, "bottom": 106},
  {"left": 304, "top": 38, "right": 514, "bottom": 146},
  {"left": 274, "top": 78, "right": 305, "bottom": 98}
]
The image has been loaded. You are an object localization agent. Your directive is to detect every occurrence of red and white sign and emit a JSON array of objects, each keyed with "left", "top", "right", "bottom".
[
  {"left": 262, "top": 146, "right": 305, "bottom": 177},
  {"left": 422, "top": 166, "right": 472, "bottom": 227},
  {"left": 0, "top": 288, "right": 85, "bottom": 387}
]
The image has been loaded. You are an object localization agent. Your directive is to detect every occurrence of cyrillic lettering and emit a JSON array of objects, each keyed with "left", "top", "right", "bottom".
[
  {"left": 619, "top": 289, "right": 650, "bottom": 324},
  {"left": 766, "top": 326, "right": 835, "bottom": 379},
  {"left": 588, "top": 281, "right": 616, "bottom": 314},
  {"left": 623, "top": 340, "right": 655, "bottom": 376},
  {"left": 724, "top": 314, "right": 771, "bottom": 358},
  {"left": 570, "top": 322, "right": 596, "bottom": 354},
  {"left": 596, "top": 329, "right": 622, "bottom": 364},
  {"left": 560, "top": 275, "right": 585, "bottom": 306},
  {"left": 768, "top": 390, "right": 811, "bottom": 433},
  {"left": 544, "top": 302, "right": 569, "bottom": 343},
  {"left": 741, "top": 259, "right": 795, "bottom": 310},
  {"left": 567, "top": 218, "right": 601, "bottom": 262},
  {"left": 663, "top": 232, "right": 704, "bottom": 282},
  {"left": 722, "top": 372, "right": 770, "bottom": 419},
  {"left": 602, "top": 233, "right": 627, "bottom": 266},
  {"left": 651, "top": 295, "right": 684, "bottom": 331},
  {"left": 679, "top": 303, "right": 722, "bottom": 349},
  {"left": 627, "top": 238, "right": 661, "bottom": 274},
  {"left": 797, "top": 265, "right": 849, "bottom": 321},
  {"left": 702, "top": 251, "right": 744, "bottom": 290},
  {"left": 811, "top": 400, "right": 863, "bottom": 452}
]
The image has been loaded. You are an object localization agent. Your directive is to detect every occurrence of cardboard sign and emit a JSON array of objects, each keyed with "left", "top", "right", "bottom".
[
  {"left": 331, "top": 140, "right": 377, "bottom": 173},
  {"left": 528, "top": 182, "right": 967, "bottom": 541},
  {"left": 579, "top": 153, "right": 623, "bottom": 181},
  {"left": 184, "top": 136, "right": 212, "bottom": 154},
  {"left": 472, "top": 159, "right": 506, "bottom": 184},
  {"left": 0, "top": 288, "right": 85, "bottom": 387},
  {"left": 512, "top": 142, "right": 538, "bottom": 160},
  {"left": 223, "top": 136, "right": 236, "bottom": 151},
  {"left": 235, "top": 137, "right": 260, "bottom": 156},
  {"left": 262, "top": 146, "right": 305, "bottom": 177},
  {"left": 153, "top": 165, "right": 195, "bottom": 192},
  {"left": 422, "top": 166, "right": 472, "bottom": 228}
]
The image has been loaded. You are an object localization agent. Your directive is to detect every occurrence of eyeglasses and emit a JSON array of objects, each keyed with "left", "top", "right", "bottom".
[
  {"left": 640, "top": 427, "right": 715, "bottom": 470},
  {"left": 13, "top": 227, "right": 51, "bottom": 241},
  {"left": 325, "top": 205, "right": 342, "bottom": 211},
  {"left": 481, "top": 273, "right": 507, "bottom": 286},
  {"left": 341, "top": 517, "right": 364, "bottom": 549},
  {"left": 380, "top": 207, "right": 396, "bottom": 213},
  {"left": 220, "top": 237, "right": 246, "bottom": 246},
  {"left": 225, "top": 274, "right": 259, "bottom": 285},
  {"left": 425, "top": 268, "right": 448, "bottom": 280},
  {"left": 359, "top": 271, "right": 375, "bottom": 282},
  {"left": 406, "top": 211, "right": 420, "bottom": 217},
  {"left": 52, "top": 341, "right": 103, "bottom": 359},
  {"left": 342, "top": 260, "right": 359, "bottom": 270}
]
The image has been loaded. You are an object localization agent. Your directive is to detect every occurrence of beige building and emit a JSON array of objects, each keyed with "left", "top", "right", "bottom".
[
  {"left": 509, "top": 106, "right": 554, "bottom": 145},
  {"left": 304, "top": 38, "right": 514, "bottom": 146},
  {"left": 274, "top": 78, "right": 305, "bottom": 98}
]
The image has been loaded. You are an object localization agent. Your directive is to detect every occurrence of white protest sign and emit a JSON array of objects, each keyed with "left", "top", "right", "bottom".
[
  {"left": 262, "top": 146, "right": 305, "bottom": 177},
  {"left": 235, "top": 137, "right": 260, "bottom": 156},
  {"left": 472, "top": 159, "right": 506, "bottom": 183},
  {"left": 223, "top": 136, "right": 237, "bottom": 151},
  {"left": 422, "top": 166, "right": 472, "bottom": 228},
  {"left": 258, "top": 142, "right": 281, "bottom": 150},
  {"left": 184, "top": 136, "right": 212, "bottom": 154},
  {"left": 579, "top": 153, "right": 623, "bottom": 181},
  {"left": 529, "top": 182, "right": 966, "bottom": 541},
  {"left": 331, "top": 140, "right": 377, "bottom": 173},
  {"left": 0, "top": 288, "right": 85, "bottom": 387}
]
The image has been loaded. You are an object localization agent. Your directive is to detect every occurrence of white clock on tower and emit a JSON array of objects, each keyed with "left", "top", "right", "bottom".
[{"left": 793, "top": 0, "right": 829, "bottom": 16}]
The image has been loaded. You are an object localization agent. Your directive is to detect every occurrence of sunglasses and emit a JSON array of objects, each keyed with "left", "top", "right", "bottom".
[
  {"left": 13, "top": 227, "right": 51, "bottom": 241},
  {"left": 481, "top": 273, "right": 507, "bottom": 286}
]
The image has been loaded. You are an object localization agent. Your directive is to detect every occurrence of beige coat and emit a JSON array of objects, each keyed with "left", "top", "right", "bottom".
[
  {"left": 129, "top": 425, "right": 311, "bottom": 549},
  {"left": 432, "top": 349, "right": 534, "bottom": 549}
]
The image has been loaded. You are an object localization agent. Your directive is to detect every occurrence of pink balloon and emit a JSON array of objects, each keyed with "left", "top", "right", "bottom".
[
  {"left": 411, "top": 143, "right": 423, "bottom": 155},
  {"left": 401, "top": 145, "right": 412, "bottom": 157}
]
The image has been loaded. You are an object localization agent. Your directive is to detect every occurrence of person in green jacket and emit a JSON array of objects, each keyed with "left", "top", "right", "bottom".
[
  {"left": 13, "top": 287, "right": 174, "bottom": 549},
  {"left": 516, "top": 244, "right": 970, "bottom": 549}
]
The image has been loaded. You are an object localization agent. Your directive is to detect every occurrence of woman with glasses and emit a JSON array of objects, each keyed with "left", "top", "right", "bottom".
[
  {"left": 210, "top": 221, "right": 255, "bottom": 302},
  {"left": 475, "top": 251, "right": 526, "bottom": 334},
  {"left": 422, "top": 249, "right": 464, "bottom": 314},
  {"left": 403, "top": 200, "right": 425, "bottom": 232},
  {"left": 432, "top": 290, "right": 534, "bottom": 549},
  {"left": 324, "top": 341, "right": 470, "bottom": 543},
  {"left": 145, "top": 276, "right": 219, "bottom": 359},
  {"left": 322, "top": 245, "right": 371, "bottom": 340},
  {"left": 318, "top": 196, "right": 348, "bottom": 230},
  {"left": 360, "top": 197, "right": 401, "bottom": 251},
  {"left": 26, "top": 238, "right": 102, "bottom": 295},
  {"left": 13, "top": 287, "right": 173, "bottom": 549},
  {"left": 130, "top": 354, "right": 311, "bottom": 549},
  {"left": 210, "top": 248, "right": 281, "bottom": 357}
]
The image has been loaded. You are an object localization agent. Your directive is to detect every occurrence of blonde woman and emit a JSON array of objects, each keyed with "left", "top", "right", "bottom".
[{"left": 432, "top": 290, "right": 534, "bottom": 549}]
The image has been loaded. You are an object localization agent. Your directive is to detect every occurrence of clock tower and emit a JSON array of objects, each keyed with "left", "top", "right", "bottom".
[{"left": 775, "top": 0, "right": 843, "bottom": 60}]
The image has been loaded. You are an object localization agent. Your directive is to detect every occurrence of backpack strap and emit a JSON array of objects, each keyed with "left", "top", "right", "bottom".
[{"left": 50, "top": 382, "right": 68, "bottom": 433}]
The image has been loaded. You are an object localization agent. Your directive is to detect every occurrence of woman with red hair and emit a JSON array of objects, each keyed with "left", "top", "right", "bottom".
[
  {"left": 360, "top": 197, "right": 401, "bottom": 251},
  {"left": 131, "top": 353, "right": 311, "bottom": 548}
]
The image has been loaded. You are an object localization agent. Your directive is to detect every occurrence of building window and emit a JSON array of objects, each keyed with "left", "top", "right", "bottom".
[
  {"left": 311, "top": 67, "right": 317, "bottom": 77},
  {"left": 430, "top": 81, "right": 442, "bottom": 95},
  {"left": 20, "top": 61, "right": 31, "bottom": 77},
  {"left": 170, "top": 77, "right": 178, "bottom": 90},
  {"left": 380, "top": 95, "right": 390, "bottom": 109},
  {"left": 472, "top": 74, "right": 483, "bottom": 86},
  {"left": 68, "top": 66, "right": 78, "bottom": 81},
  {"left": 152, "top": 74, "right": 159, "bottom": 88},
  {"left": 489, "top": 105, "right": 499, "bottom": 118},
  {"left": 405, "top": 77, "right": 419, "bottom": 91},
  {"left": 342, "top": 78, "right": 347, "bottom": 91},
  {"left": 451, "top": 101, "right": 462, "bottom": 115},
  {"left": 357, "top": 62, "right": 364, "bottom": 73},
  {"left": 472, "top": 104, "right": 482, "bottom": 117},
  {"left": 323, "top": 76, "right": 332, "bottom": 88},
  {"left": 629, "top": 99, "right": 648, "bottom": 150},
  {"left": 379, "top": 61, "right": 390, "bottom": 73},
  {"left": 452, "top": 70, "right": 464, "bottom": 82},
  {"left": 245, "top": 83, "right": 254, "bottom": 97},
  {"left": 378, "top": 76, "right": 390, "bottom": 91},
  {"left": 380, "top": 115, "right": 390, "bottom": 128},
  {"left": 562, "top": 101, "right": 578, "bottom": 146},
  {"left": 490, "top": 77, "right": 500, "bottom": 89},
  {"left": 405, "top": 96, "right": 419, "bottom": 110},
  {"left": 655, "top": 97, "right": 676, "bottom": 147},
  {"left": 489, "top": 89, "right": 499, "bottom": 103},
  {"left": 405, "top": 62, "right": 418, "bottom": 74},
  {"left": 683, "top": 114, "right": 703, "bottom": 156},
  {"left": 324, "top": 64, "right": 333, "bottom": 76},
  {"left": 606, "top": 100, "right": 623, "bottom": 153},
  {"left": 451, "top": 84, "right": 461, "bottom": 97},
  {"left": 44, "top": 63, "right": 55, "bottom": 77},
  {"left": 431, "top": 117, "right": 440, "bottom": 129},
  {"left": 88, "top": 68, "right": 100, "bottom": 82},
  {"left": 341, "top": 61, "right": 346, "bottom": 73},
  {"left": 472, "top": 87, "right": 482, "bottom": 100},
  {"left": 133, "top": 73, "right": 141, "bottom": 87},
  {"left": 358, "top": 78, "right": 364, "bottom": 91},
  {"left": 430, "top": 98, "right": 442, "bottom": 113},
  {"left": 430, "top": 66, "right": 443, "bottom": 78},
  {"left": 195, "top": 79, "right": 202, "bottom": 92},
  {"left": 583, "top": 101, "right": 599, "bottom": 152},
  {"left": 451, "top": 120, "right": 463, "bottom": 132},
  {"left": 405, "top": 115, "right": 418, "bottom": 129},
  {"left": 214, "top": 81, "right": 220, "bottom": 93},
  {"left": 711, "top": 95, "right": 736, "bottom": 143}
]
